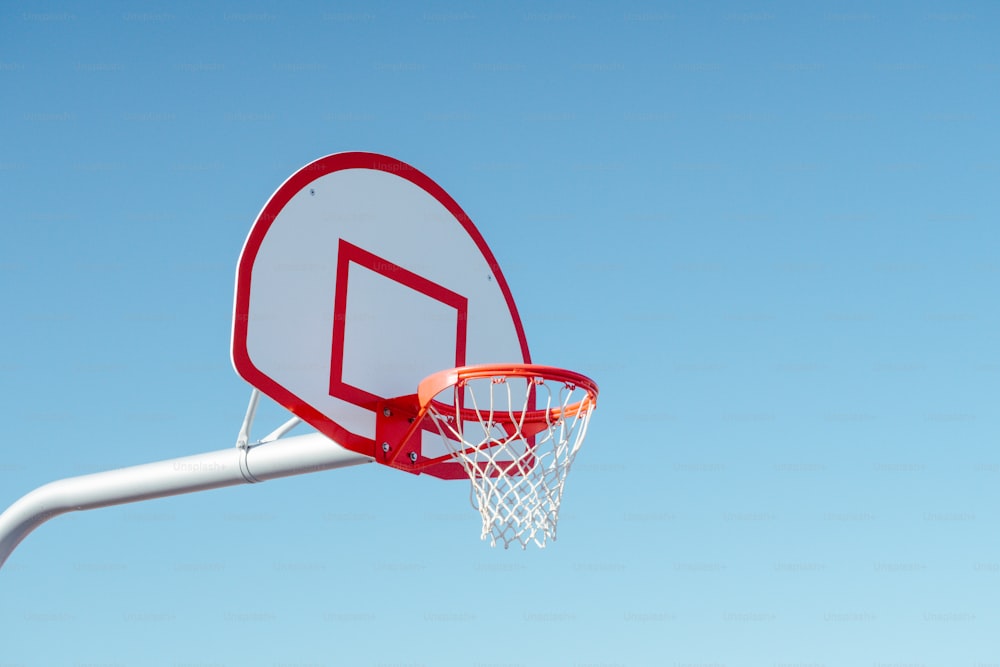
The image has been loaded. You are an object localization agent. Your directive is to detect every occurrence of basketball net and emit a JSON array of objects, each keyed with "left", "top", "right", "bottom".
[{"left": 423, "top": 371, "right": 596, "bottom": 549}]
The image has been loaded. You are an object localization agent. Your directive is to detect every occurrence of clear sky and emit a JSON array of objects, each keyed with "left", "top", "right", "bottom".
[{"left": 2, "top": 1, "right": 999, "bottom": 665}]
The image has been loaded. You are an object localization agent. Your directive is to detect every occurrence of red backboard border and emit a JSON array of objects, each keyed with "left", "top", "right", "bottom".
[{"left": 231, "top": 152, "right": 531, "bottom": 462}]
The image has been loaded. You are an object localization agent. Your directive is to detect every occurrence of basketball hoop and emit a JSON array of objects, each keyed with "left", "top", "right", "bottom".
[
  {"left": 232, "top": 153, "right": 601, "bottom": 548},
  {"left": 413, "top": 364, "right": 598, "bottom": 549}
]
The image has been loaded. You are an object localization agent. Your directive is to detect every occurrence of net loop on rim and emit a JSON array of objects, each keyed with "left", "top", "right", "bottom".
[{"left": 417, "top": 364, "right": 598, "bottom": 549}]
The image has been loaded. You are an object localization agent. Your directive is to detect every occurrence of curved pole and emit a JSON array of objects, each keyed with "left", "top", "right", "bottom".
[{"left": 0, "top": 432, "right": 372, "bottom": 570}]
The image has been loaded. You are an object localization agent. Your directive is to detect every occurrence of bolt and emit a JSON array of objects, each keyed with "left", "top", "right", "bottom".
[
  {"left": 408, "top": 452, "right": 418, "bottom": 463},
  {"left": 382, "top": 442, "right": 390, "bottom": 453},
  {"left": 383, "top": 407, "right": 392, "bottom": 417}
]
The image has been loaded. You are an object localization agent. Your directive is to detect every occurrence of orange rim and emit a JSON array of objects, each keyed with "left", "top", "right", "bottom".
[{"left": 417, "top": 363, "right": 598, "bottom": 424}]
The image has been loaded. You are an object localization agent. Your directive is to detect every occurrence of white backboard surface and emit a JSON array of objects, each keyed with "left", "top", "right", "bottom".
[{"left": 232, "top": 153, "right": 530, "bottom": 469}]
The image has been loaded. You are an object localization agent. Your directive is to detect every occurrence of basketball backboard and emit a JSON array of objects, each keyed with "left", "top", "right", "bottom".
[{"left": 231, "top": 152, "right": 531, "bottom": 479}]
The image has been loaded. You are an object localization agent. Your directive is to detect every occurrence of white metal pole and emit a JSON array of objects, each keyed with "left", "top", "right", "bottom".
[{"left": 0, "top": 432, "right": 371, "bottom": 570}]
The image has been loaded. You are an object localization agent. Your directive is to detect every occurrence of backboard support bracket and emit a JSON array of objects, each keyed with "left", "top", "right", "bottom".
[{"left": 374, "top": 396, "right": 422, "bottom": 472}]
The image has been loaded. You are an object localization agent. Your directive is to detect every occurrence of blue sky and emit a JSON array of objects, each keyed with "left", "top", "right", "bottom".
[{"left": 2, "top": 1, "right": 999, "bottom": 665}]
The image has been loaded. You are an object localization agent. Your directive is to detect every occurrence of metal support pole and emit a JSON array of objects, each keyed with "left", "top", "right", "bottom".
[{"left": 0, "top": 432, "right": 372, "bottom": 570}]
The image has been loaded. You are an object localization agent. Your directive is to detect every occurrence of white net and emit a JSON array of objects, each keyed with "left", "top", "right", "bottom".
[{"left": 424, "top": 372, "right": 595, "bottom": 549}]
